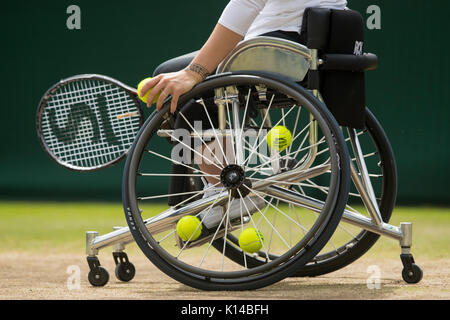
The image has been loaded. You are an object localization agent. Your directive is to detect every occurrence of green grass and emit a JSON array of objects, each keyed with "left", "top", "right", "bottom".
[
  {"left": 0, "top": 202, "right": 449, "bottom": 259},
  {"left": 366, "top": 207, "right": 450, "bottom": 259}
]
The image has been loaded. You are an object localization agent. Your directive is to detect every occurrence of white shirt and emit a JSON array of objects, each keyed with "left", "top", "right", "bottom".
[{"left": 218, "top": 0, "right": 347, "bottom": 39}]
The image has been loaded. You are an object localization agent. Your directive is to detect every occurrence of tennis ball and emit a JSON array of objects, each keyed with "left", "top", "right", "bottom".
[
  {"left": 176, "top": 216, "right": 203, "bottom": 241},
  {"left": 137, "top": 77, "right": 159, "bottom": 104},
  {"left": 238, "top": 228, "right": 264, "bottom": 253},
  {"left": 267, "top": 126, "right": 292, "bottom": 152}
]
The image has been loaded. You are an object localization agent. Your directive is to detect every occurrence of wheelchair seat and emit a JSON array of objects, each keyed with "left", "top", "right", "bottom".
[{"left": 217, "top": 36, "right": 313, "bottom": 83}]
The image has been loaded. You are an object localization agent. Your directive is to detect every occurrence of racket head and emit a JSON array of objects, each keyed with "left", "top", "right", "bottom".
[{"left": 36, "top": 74, "right": 144, "bottom": 172}]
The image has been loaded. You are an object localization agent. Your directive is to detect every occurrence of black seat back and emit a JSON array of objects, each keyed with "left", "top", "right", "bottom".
[{"left": 301, "top": 8, "right": 368, "bottom": 129}]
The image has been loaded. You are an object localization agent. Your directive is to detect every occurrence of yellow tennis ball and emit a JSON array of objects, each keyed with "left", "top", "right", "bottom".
[
  {"left": 267, "top": 125, "right": 292, "bottom": 152},
  {"left": 137, "top": 77, "right": 159, "bottom": 104},
  {"left": 238, "top": 228, "right": 264, "bottom": 253},
  {"left": 176, "top": 216, "right": 203, "bottom": 241}
]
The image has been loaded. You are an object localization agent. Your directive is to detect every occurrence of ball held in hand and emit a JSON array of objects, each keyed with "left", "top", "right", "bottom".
[
  {"left": 267, "top": 126, "right": 292, "bottom": 152},
  {"left": 238, "top": 228, "right": 264, "bottom": 253},
  {"left": 137, "top": 77, "right": 159, "bottom": 104},
  {"left": 176, "top": 215, "right": 203, "bottom": 241}
]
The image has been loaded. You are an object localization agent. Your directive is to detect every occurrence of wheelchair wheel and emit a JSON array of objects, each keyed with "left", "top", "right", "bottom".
[
  {"left": 292, "top": 108, "right": 397, "bottom": 276},
  {"left": 122, "top": 72, "right": 350, "bottom": 291}
]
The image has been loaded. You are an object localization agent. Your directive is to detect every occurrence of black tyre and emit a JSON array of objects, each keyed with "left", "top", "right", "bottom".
[
  {"left": 122, "top": 72, "right": 350, "bottom": 291},
  {"left": 402, "top": 264, "right": 423, "bottom": 284},
  {"left": 115, "top": 262, "right": 136, "bottom": 282},
  {"left": 88, "top": 266, "right": 109, "bottom": 287}
]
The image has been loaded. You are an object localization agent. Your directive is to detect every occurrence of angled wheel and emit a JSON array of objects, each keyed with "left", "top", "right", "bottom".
[
  {"left": 292, "top": 108, "right": 398, "bottom": 277},
  {"left": 122, "top": 72, "right": 350, "bottom": 291}
]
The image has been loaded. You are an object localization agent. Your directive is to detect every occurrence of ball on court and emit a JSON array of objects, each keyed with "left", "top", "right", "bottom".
[
  {"left": 176, "top": 216, "right": 203, "bottom": 241},
  {"left": 238, "top": 228, "right": 264, "bottom": 253},
  {"left": 137, "top": 77, "right": 159, "bottom": 104},
  {"left": 267, "top": 126, "right": 292, "bottom": 152}
]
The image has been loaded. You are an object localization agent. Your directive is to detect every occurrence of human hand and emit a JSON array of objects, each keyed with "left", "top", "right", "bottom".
[{"left": 140, "top": 69, "right": 203, "bottom": 113}]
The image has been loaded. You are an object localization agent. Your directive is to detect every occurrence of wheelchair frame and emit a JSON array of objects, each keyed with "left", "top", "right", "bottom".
[{"left": 85, "top": 37, "right": 421, "bottom": 286}]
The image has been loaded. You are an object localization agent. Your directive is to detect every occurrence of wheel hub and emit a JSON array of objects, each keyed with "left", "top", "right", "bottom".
[
  {"left": 220, "top": 165, "right": 252, "bottom": 199},
  {"left": 220, "top": 164, "right": 245, "bottom": 189}
]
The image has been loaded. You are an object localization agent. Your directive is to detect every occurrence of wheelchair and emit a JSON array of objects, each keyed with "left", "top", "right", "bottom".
[{"left": 85, "top": 8, "right": 423, "bottom": 290}]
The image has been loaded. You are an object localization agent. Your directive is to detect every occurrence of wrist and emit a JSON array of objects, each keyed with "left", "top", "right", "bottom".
[{"left": 185, "top": 63, "right": 211, "bottom": 82}]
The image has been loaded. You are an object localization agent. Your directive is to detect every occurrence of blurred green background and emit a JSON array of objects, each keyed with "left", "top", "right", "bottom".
[{"left": 0, "top": 0, "right": 448, "bottom": 205}]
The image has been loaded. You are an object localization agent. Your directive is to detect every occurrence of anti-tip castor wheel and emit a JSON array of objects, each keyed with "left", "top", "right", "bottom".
[
  {"left": 402, "top": 263, "right": 423, "bottom": 284},
  {"left": 113, "top": 252, "right": 135, "bottom": 282},
  {"left": 115, "top": 262, "right": 136, "bottom": 282},
  {"left": 87, "top": 256, "right": 109, "bottom": 287},
  {"left": 88, "top": 266, "right": 110, "bottom": 287},
  {"left": 400, "top": 253, "right": 423, "bottom": 284}
]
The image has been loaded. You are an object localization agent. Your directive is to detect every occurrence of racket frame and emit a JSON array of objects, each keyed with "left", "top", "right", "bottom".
[{"left": 36, "top": 74, "right": 144, "bottom": 172}]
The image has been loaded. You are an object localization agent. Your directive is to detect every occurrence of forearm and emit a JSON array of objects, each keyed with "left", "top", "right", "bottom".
[{"left": 188, "top": 23, "right": 243, "bottom": 78}]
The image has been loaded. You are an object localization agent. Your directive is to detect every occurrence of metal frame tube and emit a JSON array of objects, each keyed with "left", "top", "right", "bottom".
[
  {"left": 350, "top": 162, "right": 383, "bottom": 226},
  {"left": 232, "top": 98, "right": 244, "bottom": 166},
  {"left": 348, "top": 128, "right": 384, "bottom": 226},
  {"left": 400, "top": 222, "right": 412, "bottom": 253},
  {"left": 263, "top": 185, "right": 403, "bottom": 241}
]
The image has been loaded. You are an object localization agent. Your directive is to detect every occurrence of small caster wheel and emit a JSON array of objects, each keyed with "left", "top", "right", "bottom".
[
  {"left": 115, "top": 262, "right": 136, "bottom": 282},
  {"left": 402, "top": 264, "right": 423, "bottom": 284},
  {"left": 88, "top": 266, "right": 109, "bottom": 287}
]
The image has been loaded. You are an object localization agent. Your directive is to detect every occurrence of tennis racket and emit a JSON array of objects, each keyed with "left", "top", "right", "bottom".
[{"left": 36, "top": 74, "right": 145, "bottom": 171}]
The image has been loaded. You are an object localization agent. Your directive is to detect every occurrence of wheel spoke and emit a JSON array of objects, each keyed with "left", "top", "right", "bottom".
[
  {"left": 146, "top": 148, "right": 216, "bottom": 179},
  {"left": 268, "top": 199, "right": 279, "bottom": 253},
  {"left": 139, "top": 173, "right": 219, "bottom": 178},
  {"left": 287, "top": 106, "right": 302, "bottom": 155},
  {"left": 236, "top": 188, "right": 272, "bottom": 261},
  {"left": 178, "top": 111, "right": 225, "bottom": 167},
  {"left": 199, "top": 98, "right": 230, "bottom": 166},
  {"left": 240, "top": 188, "right": 292, "bottom": 249},
  {"left": 198, "top": 193, "right": 232, "bottom": 268},
  {"left": 138, "top": 181, "right": 221, "bottom": 201},
  {"left": 244, "top": 104, "right": 297, "bottom": 167},
  {"left": 176, "top": 188, "right": 225, "bottom": 258},
  {"left": 221, "top": 195, "right": 232, "bottom": 272},
  {"left": 164, "top": 124, "right": 224, "bottom": 172},
  {"left": 243, "top": 94, "right": 275, "bottom": 168}
]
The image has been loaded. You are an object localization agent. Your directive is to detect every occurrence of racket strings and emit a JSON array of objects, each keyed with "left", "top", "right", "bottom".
[{"left": 40, "top": 79, "right": 141, "bottom": 170}]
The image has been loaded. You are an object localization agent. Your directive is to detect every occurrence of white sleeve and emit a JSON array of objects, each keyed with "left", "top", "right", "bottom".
[{"left": 218, "top": 0, "right": 268, "bottom": 36}]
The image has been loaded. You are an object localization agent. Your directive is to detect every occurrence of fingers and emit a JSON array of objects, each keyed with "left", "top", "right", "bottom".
[
  {"left": 170, "top": 91, "right": 180, "bottom": 114},
  {"left": 155, "top": 87, "right": 180, "bottom": 114},
  {"left": 140, "top": 75, "right": 161, "bottom": 98},
  {"left": 156, "top": 88, "right": 179, "bottom": 114},
  {"left": 147, "top": 77, "right": 166, "bottom": 108},
  {"left": 155, "top": 88, "right": 169, "bottom": 111},
  {"left": 142, "top": 70, "right": 197, "bottom": 112}
]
